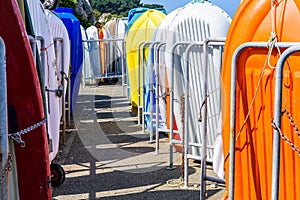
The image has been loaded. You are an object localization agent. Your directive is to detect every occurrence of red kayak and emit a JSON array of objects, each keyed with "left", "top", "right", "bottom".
[{"left": 1, "top": 0, "right": 52, "bottom": 199}]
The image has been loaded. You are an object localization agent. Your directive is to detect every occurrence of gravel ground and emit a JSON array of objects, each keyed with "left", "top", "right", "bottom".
[{"left": 52, "top": 81, "right": 225, "bottom": 200}]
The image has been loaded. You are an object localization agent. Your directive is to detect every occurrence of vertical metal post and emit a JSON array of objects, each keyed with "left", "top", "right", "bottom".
[
  {"left": 36, "top": 36, "right": 45, "bottom": 72},
  {"left": 141, "top": 42, "right": 152, "bottom": 135},
  {"left": 82, "top": 40, "right": 86, "bottom": 88},
  {"left": 271, "top": 45, "right": 300, "bottom": 200},
  {"left": 0, "top": 37, "right": 9, "bottom": 200},
  {"left": 121, "top": 40, "right": 125, "bottom": 96},
  {"left": 200, "top": 40, "right": 209, "bottom": 198},
  {"left": 105, "top": 40, "right": 109, "bottom": 78},
  {"left": 183, "top": 45, "right": 191, "bottom": 188},
  {"left": 148, "top": 42, "right": 161, "bottom": 143},
  {"left": 155, "top": 42, "right": 166, "bottom": 154},
  {"left": 137, "top": 42, "right": 146, "bottom": 125},
  {"left": 54, "top": 37, "right": 66, "bottom": 144},
  {"left": 28, "top": 36, "right": 37, "bottom": 66}
]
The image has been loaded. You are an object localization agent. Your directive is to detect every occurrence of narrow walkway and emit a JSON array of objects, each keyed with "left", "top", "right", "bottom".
[{"left": 52, "top": 81, "right": 225, "bottom": 200}]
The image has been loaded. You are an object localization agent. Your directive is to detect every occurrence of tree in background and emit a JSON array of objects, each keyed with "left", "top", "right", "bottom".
[
  {"left": 92, "top": 0, "right": 142, "bottom": 17},
  {"left": 58, "top": 0, "right": 165, "bottom": 28},
  {"left": 142, "top": 3, "right": 164, "bottom": 9},
  {"left": 59, "top": 0, "right": 93, "bottom": 28}
]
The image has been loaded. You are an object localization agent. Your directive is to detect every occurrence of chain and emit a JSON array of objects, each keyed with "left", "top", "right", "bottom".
[
  {"left": 8, "top": 118, "right": 47, "bottom": 148},
  {"left": 0, "top": 153, "right": 12, "bottom": 184},
  {"left": 180, "top": 94, "right": 185, "bottom": 181},
  {"left": 271, "top": 121, "right": 300, "bottom": 156},
  {"left": 283, "top": 108, "right": 300, "bottom": 138}
]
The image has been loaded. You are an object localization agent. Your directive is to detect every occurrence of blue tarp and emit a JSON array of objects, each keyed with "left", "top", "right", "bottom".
[{"left": 54, "top": 8, "right": 83, "bottom": 114}]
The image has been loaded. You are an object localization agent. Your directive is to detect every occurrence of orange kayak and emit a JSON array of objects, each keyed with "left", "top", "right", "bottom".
[{"left": 222, "top": 0, "right": 300, "bottom": 199}]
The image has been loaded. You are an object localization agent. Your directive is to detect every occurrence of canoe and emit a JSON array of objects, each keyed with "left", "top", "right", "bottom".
[
  {"left": 116, "top": 17, "right": 130, "bottom": 89},
  {"left": 127, "top": 8, "right": 149, "bottom": 33},
  {"left": 2, "top": 0, "right": 51, "bottom": 199},
  {"left": 81, "top": 25, "right": 93, "bottom": 85},
  {"left": 105, "top": 19, "right": 117, "bottom": 39},
  {"left": 54, "top": 8, "right": 83, "bottom": 114},
  {"left": 86, "top": 25, "right": 101, "bottom": 77},
  {"left": 105, "top": 19, "right": 119, "bottom": 76},
  {"left": 126, "top": 9, "right": 166, "bottom": 113},
  {"left": 46, "top": 9, "right": 71, "bottom": 117},
  {"left": 27, "top": 0, "right": 60, "bottom": 163},
  {"left": 222, "top": 0, "right": 300, "bottom": 199},
  {"left": 98, "top": 27, "right": 108, "bottom": 76}
]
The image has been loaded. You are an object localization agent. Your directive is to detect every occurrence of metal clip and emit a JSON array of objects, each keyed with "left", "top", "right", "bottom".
[{"left": 9, "top": 134, "right": 25, "bottom": 148}]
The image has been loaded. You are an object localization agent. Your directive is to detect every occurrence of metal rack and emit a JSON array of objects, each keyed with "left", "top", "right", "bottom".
[{"left": 228, "top": 42, "right": 300, "bottom": 200}]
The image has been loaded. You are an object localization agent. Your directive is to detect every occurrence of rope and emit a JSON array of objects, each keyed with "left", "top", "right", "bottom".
[
  {"left": 180, "top": 94, "right": 186, "bottom": 182},
  {"left": 225, "top": 1, "right": 282, "bottom": 161},
  {"left": 235, "top": 53, "right": 269, "bottom": 141},
  {"left": 235, "top": 0, "right": 282, "bottom": 141}
]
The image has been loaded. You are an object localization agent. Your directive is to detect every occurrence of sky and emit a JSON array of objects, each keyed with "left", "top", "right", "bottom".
[{"left": 140, "top": 0, "right": 241, "bottom": 17}]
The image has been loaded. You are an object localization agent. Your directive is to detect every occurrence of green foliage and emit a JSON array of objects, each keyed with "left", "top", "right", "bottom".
[
  {"left": 93, "top": 9, "right": 101, "bottom": 21},
  {"left": 92, "top": 0, "right": 142, "bottom": 17},
  {"left": 142, "top": 3, "right": 164, "bottom": 9},
  {"left": 58, "top": 0, "right": 165, "bottom": 28},
  {"left": 58, "top": 0, "right": 92, "bottom": 28},
  {"left": 58, "top": 0, "right": 77, "bottom": 9}
]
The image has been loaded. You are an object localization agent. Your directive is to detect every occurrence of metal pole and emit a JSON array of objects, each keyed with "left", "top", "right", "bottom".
[
  {"left": 54, "top": 37, "right": 66, "bottom": 144},
  {"left": 121, "top": 40, "right": 125, "bottom": 96},
  {"left": 201, "top": 38, "right": 226, "bottom": 199},
  {"left": 167, "top": 42, "right": 191, "bottom": 170},
  {"left": 228, "top": 42, "right": 299, "bottom": 200},
  {"left": 105, "top": 40, "right": 109, "bottom": 78},
  {"left": 272, "top": 45, "right": 300, "bottom": 200},
  {"left": 155, "top": 42, "right": 166, "bottom": 154},
  {"left": 141, "top": 42, "right": 152, "bottom": 135},
  {"left": 82, "top": 40, "right": 86, "bottom": 88},
  {"left": 183, "top": 45, "right": 192, "bottom": 188},
  {"left": 36, "top": 36, "right": 45, "bottom": 72},
  {"left": 28, "top": 36, "right": 37, "bottom": 66},
  {"left": 137, "top": 41, "right": 146, "bottom": 125},
  {"left": 0, "top": 37, "right": 9, "bottom": 200},
  {"left": 148, "top": 42, "right": 162, "bottom": 143}
]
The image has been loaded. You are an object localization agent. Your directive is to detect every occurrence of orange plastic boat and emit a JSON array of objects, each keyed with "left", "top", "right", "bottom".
[
  {"left": 98, "top": 27, "right": 107, "bottom": 75},
  {"left": 222, "top": 0, "right": 300, "bottom": 199}
]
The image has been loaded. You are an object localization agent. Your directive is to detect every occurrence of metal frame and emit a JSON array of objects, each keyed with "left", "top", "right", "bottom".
[
  {"left": 155, "top": 42, "right": 166, "bottom": 154},
  {"left": 272, "top": 45, "right": 300, "bottom": 200},
  {"left": 167, "top": 42, "right": 192, "bottom": 170},
  {"left": 53, "top": 37, "right": 67, "bottom": 144},
  {"left": 142, "top": 41, "right": 163, "bottom": 143},
  {"left": 229, "top": 42, "right": 300, "bottom": 200},
  {"left": 32, "top": 35, "right": 74, "bottom": 142},
  {"left": 0, "top": 36, "right": 9, "bottom": 199},
  {"left": 137, "top": 42, "right": 152, "bottom": 126},
  {"left": 82, "top": 38, "right": 126, "bottom": 81},
  {"left": 183, "top": 38, "right": 226, "bottom": 198}
]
